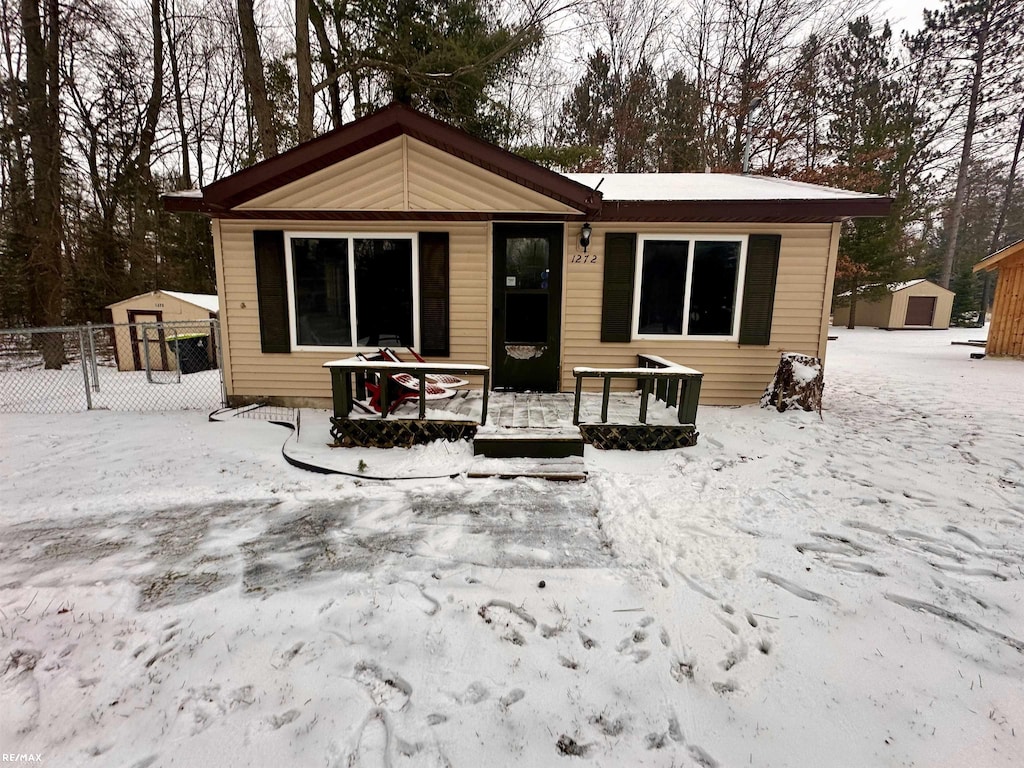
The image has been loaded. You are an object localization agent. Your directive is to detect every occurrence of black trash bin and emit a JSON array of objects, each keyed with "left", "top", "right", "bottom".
[{"left": 168, "top": 333, "right": 210, "bottom": 374}]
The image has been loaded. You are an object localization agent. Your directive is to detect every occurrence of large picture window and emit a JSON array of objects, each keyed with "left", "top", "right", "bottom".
[
  {"left": 286, "top": 233, "right": 417, "bottom": 349},
  {"left": 633, "top": 235, "right": 746, "bottom": 340}
]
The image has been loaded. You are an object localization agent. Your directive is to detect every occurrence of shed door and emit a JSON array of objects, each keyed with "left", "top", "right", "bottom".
[
  {"left": 491, "top": 224, "right": 563, "bottom": 391},
  {"left": 127, "top": 310, "right": 168, "bottom": 371},
  {"left": 905, "top": 296, "right": 936, "bottom": 326}
]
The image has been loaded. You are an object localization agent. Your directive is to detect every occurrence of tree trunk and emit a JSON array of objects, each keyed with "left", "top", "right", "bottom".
[
  {"left": 296, "top": 0, "right": 313, "bottom": 142},
  {"left": 164, "top": 2, "right": 192, "bottom": 187},
  {"left": 309, "top": 0, "right": 342, "bottom": 129},
  {"left": 21, "top": 0, "right": 64, "bottom": 367},
  {"left": 847, "top": 277, "right": 858, "bottom": 329},
  {"left": 940, "top": 18, "right": 988, "bottom": 289},
  {"left": 760, "top": 353, "right": 824, "bottom": 415},
  {"left": 237, "top": 0, "right": 278, "bottom": 158}
]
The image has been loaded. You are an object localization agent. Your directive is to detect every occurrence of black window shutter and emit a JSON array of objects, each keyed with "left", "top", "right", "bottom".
[
  {"left": 418, "top": 231, "right": 450, "bottom": 356},
  {"left": 738, "top": 234, "right": 782, "bottom": 346},
  {"left": 601, "top": 232, "right": 637, "bottom": 342},
  {"left": 253, "top": 230, "right": 291, "bottom": 353}
]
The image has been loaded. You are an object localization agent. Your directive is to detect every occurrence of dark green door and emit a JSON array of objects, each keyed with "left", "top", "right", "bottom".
[{"left": 492, "top": 223, "right": 564, "bottom": 391}]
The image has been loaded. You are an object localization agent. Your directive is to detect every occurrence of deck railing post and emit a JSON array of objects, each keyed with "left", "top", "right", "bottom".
[
  {"left": 600, "top": 377, "right": 611, "bottom": 423},
  {"left": 379, "top": 372, "right": 390, "bottom": 418},
  {"left": 480, "top": 371, "right": 490, "bottom": 426},
  {"left": 417, "top": 369, "right": 427, "bottom": 419},
  {"left": 572, "top": 375, "right": 583, "bottom": 425},
  {"left": 679, "top": 376, "right": 702, "bottom": 425},
  {"left": 639, "top": 378, "right": 651, "bottom": 424}
]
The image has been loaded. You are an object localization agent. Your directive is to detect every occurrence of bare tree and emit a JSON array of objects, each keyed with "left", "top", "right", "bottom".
[
  {"left": 295, "top": 0, "right": 313, "bottom": 141},
  {"left": 20, "top": 0, "right": 63, "bottom": 364},
  {"left": 929, "top": 0, "right": 1022, "bottom": 288},
  {"left": 237, "top": 0, "right": 277, "bottom": 158}
]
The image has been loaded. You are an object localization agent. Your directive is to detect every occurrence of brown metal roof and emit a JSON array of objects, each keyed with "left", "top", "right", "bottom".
[{"left": 168, "top": 103, "right": 601, "bottom": 215}]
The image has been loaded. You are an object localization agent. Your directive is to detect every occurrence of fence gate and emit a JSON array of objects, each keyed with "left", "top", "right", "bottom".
[{"left": 0, "top": 320, "right": 226, "bottom": 414}]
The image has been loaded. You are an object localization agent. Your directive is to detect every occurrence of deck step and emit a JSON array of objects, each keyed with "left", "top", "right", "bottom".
[
  {"left": 473, "top": 430, "right": 585, "bottom": 459},
  {"left": 467, "top": 456, "right": 586, "bottom": 482}
]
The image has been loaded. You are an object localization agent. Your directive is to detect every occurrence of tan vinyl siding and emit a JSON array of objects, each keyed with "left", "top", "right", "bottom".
[
  {"left": 889, "top": 281, "right": 954, "bottom": 329},
  {"left": 560, "top": 222, "right": 836, "bottom": 405},
  {"left": 832, "top": 295, "right": 892, "bottom": 328},
  {"left": 405, "top": 138, "right": 579, "bottom": 214},
  {"left": 214, "top": 218, "right": 839, "bottom": 406},
  {"left": 217, "top": 220, "right": 488, "bottom": 404},
  {"left": 236, "top": 136, "right": 581, "bottom": 214},
  {"left": 238, "top": 138, "right": 406, "bottom": 210}
]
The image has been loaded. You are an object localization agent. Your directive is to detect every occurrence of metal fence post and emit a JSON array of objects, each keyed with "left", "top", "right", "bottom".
[
  {"left": 173, "top": 331, "right": 182, "bottom": 384},
  {"left": 86, "top": 322, "right": 100, "bottom": 392},
  {"left": 78, "top": 327, "right": 93, "bottom": 410},
  {"left": 214, "top": 319, "right": 228, "bottom": 406},
  {"left": 143, "top": 324, "right": 153, "bottom": 382}
]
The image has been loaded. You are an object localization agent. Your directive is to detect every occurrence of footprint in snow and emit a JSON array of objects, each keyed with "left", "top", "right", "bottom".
[
  {"left": 616, "top": 625, "right": 652, "bottom": 663},
  {"left": 756, "top": 571, "right": 839, "bottom": 606},
  {"left": 0, "top": 648, "right": 41, "bottom": 736},
  {"left": 478, "top": 599, "right": 536, "bottom": 646},
  {"left": 346, "top": 707, "right": 392, "bottom": 768},
  {"left": 499, "top": 688, "right": 525, "bottom": 710},
  {"left": 354, "top": 661, "right": 412, "bottom": 711}
]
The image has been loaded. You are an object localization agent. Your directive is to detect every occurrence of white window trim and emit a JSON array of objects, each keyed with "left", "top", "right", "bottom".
[
  {"left": 632, "top": 234, "right": 748, "bottom": 342},
  {"left": 284, "top": 231, "right": 420, "bottom": 352}
]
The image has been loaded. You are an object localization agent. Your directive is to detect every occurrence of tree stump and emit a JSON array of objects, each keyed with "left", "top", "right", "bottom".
[{"left": 760, "top": 353, "right": 824, "bottom": 414}]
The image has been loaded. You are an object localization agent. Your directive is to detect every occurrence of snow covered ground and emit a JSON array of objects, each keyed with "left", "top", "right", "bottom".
[{"left": 0, "top": 326, "right": 1021, "bottom": 767}]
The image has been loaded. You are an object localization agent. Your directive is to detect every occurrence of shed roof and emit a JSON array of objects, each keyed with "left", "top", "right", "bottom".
[
  {"left": 974, "top": 238, "right": 1024, "bottom": 272},
  {"left": 836, "top": 279, "right": 952, "bottom": 299},
  {"left": 164, "top": 103, "right": 891, "bottom": 223},
  {"left": 106, "top": 290, "right": 219, "bottom": 313}
]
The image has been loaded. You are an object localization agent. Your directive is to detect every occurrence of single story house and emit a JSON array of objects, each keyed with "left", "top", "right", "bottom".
[
  {"left": 974, "top": 239, "right": 1024, "bottom": 357},
  {"left": 164, "top": 103, "right": 889, "bottom": 408},
  {"left": 832, "top": 279, "right": 954, "bottom": 330},
  {"left": 106, "top": 289, "right": 219, "bottom": 372}
]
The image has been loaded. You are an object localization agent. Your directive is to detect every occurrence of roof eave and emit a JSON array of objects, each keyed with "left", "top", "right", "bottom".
[
  {"left": 974, "top": 238, "right": 1024, "bottom": 272},
  {"left": 179, "top": 103, "right": 601, "bottom": 216},
  {"left": 596, "top": 197, "right": 892, "bottom": 223}
]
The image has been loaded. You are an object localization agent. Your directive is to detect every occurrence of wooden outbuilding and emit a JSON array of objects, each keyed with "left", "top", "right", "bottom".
[
  {"left": 974, "top": 239, "right": 1024, "bottom": 357},
  {"left": 832, "top": 279, "right": 954, "bottom": 329},
  {"left": 106, "top": 290, "right": 219, "bottom": 371},
  {"left": 163, "top": 103, "right": 890, "bottom": 408}
]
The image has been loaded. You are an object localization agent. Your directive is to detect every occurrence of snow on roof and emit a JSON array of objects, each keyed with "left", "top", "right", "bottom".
[
  {"left": 562, "top": 173, "right": 885, "bottom": 202},
  {"left": 163, "top": 291, "right": 219, "bottom": 312},
  {"left": 888, "top": 279, "right": 926, "bottom": 292},
  {"left": 836, "top": 279, "right": 939, "bottom": 298},
  {"left": 163, "top": 189, "right": 204, "bottom": 198}
]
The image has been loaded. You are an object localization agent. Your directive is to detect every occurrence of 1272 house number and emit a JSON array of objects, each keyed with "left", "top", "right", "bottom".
[{"left": 571, "top": 254, "right": 598, "bottom": 264}]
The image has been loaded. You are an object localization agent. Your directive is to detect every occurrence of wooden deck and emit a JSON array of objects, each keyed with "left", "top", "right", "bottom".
[{"left": 375, "top": 391, "right": 685, "bottom": 431}]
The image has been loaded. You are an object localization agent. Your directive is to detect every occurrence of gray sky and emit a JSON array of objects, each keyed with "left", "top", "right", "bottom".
[{"left": 883, "top": 0, "right": 944, "bottom": 35}]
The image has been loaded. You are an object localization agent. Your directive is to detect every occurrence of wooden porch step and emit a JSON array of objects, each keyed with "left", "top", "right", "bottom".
[
  {"left": 467, "top": 456, "right": 587, "bottom": 482},
  {"left": 473, "top": 430, "right": 585, "bottom": 459}
]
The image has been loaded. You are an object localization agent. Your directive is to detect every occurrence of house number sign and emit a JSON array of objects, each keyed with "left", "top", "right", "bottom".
[{"left": 571, "top": 253, "right": 598, "bottom": 264}]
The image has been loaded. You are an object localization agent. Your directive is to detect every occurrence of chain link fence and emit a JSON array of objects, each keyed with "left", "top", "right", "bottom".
[{"left": 0, "top": 320, "right": 226, "bottom": 413}]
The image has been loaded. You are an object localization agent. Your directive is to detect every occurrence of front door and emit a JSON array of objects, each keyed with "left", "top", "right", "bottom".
[{"left": 491, "top": 223, "right": 564, "bottom": 391}]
